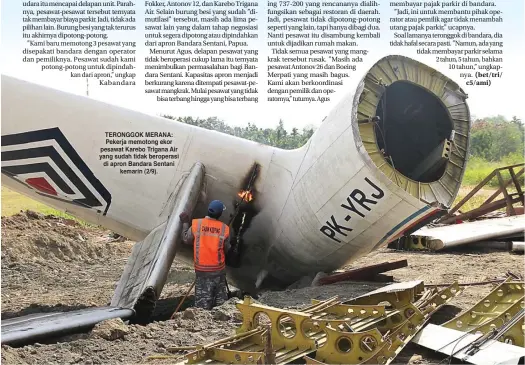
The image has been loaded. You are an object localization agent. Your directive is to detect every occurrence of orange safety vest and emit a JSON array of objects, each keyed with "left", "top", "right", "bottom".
[{"left": 191, "top": 217, "right": 229, "bottom": 272}]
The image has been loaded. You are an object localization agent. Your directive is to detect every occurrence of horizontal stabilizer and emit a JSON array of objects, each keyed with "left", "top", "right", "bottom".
[
  {"left": 110, "top": 222, "right": 167, "bottom": 310},
  {"left": 1, "top": 306, "right": 133, "bottom": 347},
  {"left": 110, "top": 162, "right": 205, "bottom": 320},
  {"left": 410, "top": 215, "right": 525, "bottom": 250}
]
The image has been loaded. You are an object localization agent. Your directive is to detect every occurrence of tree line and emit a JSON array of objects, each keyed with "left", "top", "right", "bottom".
[
  {"left": 161, "top": 115, "right": 315, "bottom": 150},
  {"left": 470, "top": 115, "right": 524, "bottom": 162},
  {"left": 162, "top": 114, "right": 524, "bottom": 162}
]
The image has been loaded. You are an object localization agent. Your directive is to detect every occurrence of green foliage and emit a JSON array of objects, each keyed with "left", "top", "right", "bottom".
[
  {"left": 463, "top": 157, "right": 501, "bottom": 187},
  {"left": 162, "top": 115, "right": 315, "bottom": 150},
  {"left": 463, "top": 154, "right": 524, "bottom": 189},
  {"left": 465, "top": 115, "right": 524, "bottom": 187},
  {"left": 470, "top": 115, "right": 524, "bottom": 161}
]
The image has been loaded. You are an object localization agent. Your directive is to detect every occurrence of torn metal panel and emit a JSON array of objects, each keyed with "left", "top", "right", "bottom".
[
  {"left": 349, "top": 280, "right": 425, "bottom": 302},
  {"left": 317, "top": 259, "right": 408, "bottom": 285},
  {"left": 412, "top": 323, "right": 524, "bottom": 365},
  {"left": 110, "top": 223, "right": 167, "bottom": 315},
  {"left": 1, "top": 306, "right": 134, "bottom": 347},
  {"left": 407, "top": 215, "right": 525, "bottom": 250}
]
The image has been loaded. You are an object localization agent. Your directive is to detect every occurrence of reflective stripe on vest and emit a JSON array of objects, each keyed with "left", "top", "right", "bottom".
[{"left": 191, "top": 218, "right": 228, "bottom": 272}]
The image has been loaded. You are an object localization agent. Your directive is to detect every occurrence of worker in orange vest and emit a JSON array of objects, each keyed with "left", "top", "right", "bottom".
[{"left": 179, "top": 200, "right": 231, "bottom": 310}]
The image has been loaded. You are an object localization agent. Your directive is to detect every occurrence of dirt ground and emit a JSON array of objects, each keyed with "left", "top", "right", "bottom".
[{"left": 1, "top": 211, "right": 524, "bottom": 364}]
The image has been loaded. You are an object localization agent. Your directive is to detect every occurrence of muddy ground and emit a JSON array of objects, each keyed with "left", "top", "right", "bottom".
[{"left": 1, "top": 211, "right": 524, "bottom": 364}]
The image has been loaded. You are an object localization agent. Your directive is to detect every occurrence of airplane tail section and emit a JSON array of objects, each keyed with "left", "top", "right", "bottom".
[
  {"left": 110, "top": 162, "right": 205, "bottom": 321},
  {"left": 0, "top": 54, "right": 472, "bottom": 303},
  {"left": 258, "top": 55, "right": 472, "bottom": 284},
  {"left": 0, "top": 54, "right": 474, "bottom": 345},
  {"left": 354, "top": 55, "right": 470, "bottom": 208}
]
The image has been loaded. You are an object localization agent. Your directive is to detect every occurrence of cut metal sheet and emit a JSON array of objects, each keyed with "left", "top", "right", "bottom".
[
  {"left": 317, "top": 259, "right": 408, "bottom": 285},
  {"left": 412, "top": 323, "right": 525, "bottom": 365},
  {"left": 1, "top": 306, "right": 134, "bottom": 347},
  {"left": 408, "top": 215, "right": 525, "bottom": 250},
  {"left": 111, "top": 162, "right": 205, "bottom": 319},
  {"left": 412, "top": 280, "right": 525, "bottom": 365},
  {"left": 350, "top": 280, "right": 425, "bottom": 301}
]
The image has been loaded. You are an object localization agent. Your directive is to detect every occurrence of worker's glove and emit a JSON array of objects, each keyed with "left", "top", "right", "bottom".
[{"left": 179, "top": 212, "right": 190, "bottom": 223}]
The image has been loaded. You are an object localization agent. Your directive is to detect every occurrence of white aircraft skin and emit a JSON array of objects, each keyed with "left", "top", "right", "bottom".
[{"left": 1, "top": 55, "right": 471, "bottom": 291}]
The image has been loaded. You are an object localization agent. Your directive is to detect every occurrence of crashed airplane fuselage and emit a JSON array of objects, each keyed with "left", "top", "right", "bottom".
[{"left": 1, "top": 55, "right": 471, "bottom": 292}]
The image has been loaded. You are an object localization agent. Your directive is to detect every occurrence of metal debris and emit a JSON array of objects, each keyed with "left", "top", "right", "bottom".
[
  {"left": 511, "top": 241, "right": 524, "bottom": 253},
  {"left": 412, "top": 279, "right": 525, "bottom": 365},
  {"left": 438, "top": 163, "right": 524, "bottom": 225},
  {"left": 393, "top": 215, "right": 525, "bottom": 251},
  {"left": 148, "top": 281, "right": 462, "bottom": 365},
  {"left": 440, "top": 279, "right": 524, "bottom": 347},
  {"left": 317, "top": 259, "right": 408, "bottom": 285}
]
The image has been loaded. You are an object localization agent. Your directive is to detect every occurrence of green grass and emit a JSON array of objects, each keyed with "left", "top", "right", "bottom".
[
  {"left": 463, "top": 153, "right": 524, "bottom": 189},
  {"left": 452, "top": 153, "right": 523, "bottom": 212},
  {"left": 452, "top": 192, "right": 494, "bottom": 212},
  {"left": 1, "top": 186, "right": 92, "bottom": 225}
]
